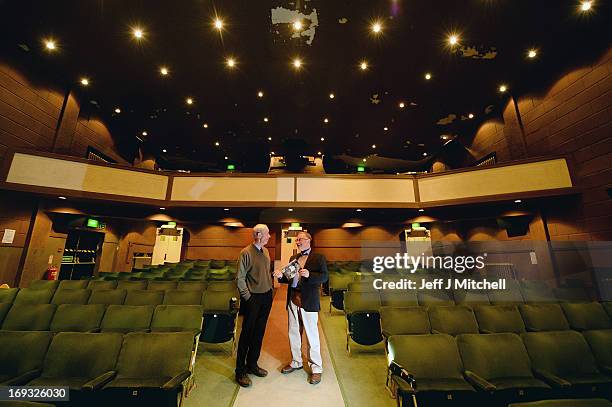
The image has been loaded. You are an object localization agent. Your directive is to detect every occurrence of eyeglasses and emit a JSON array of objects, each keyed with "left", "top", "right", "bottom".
[{"left": 296, "top": 238, "right": 310, "bottom": 241}]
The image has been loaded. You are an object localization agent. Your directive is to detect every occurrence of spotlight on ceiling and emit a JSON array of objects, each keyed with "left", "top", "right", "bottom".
[
  {"left": 292, "top": 58, "right": 302, "bottom": 69},
  {"left": 203, "top": 123, "right": 208, "bottom": 128},
  {"left": 499, "top": 84, "right": 508, "bottom": 93},
  {"left": 356, "top": 208, "right": 362, "bottom": 212},
  {"left": 514, "top": 199, "right": 523, "bottom": 203},
  {"left": 44, "top": 38, "right": 56, "bottom": 51},
  {"left": 399, "top": 102, "right": 405, "bottom": 108},
  {"left": 362, "top": 158, "right": 367, "bottom": 162},
  {"left": 293, "top": 20, "right": 303, "bottom": 31},
  {"left": 383, "top": 127, "right": 389, "bottom": 131},
  {"left": 323, "top": 118, "right": 329, "bottom": 123},
  {"left": 329, "top": 93, "right": 335, "bottom": 99},
  {"left": 223, "top": 208, "right": 230, "bottom": 211},
  {"left": 440, "top": 135, "right": 448, "bottom": 140},
  {"left": 418, "top": 208, "right": 425, "bottom": 212},
  {"left": 79, "top": 77, "right": 89, "bottom": 86},
  {"left": 468, "top": 113, "right": 474, "bottom": 119},
  {"left": 288, "top": 208, "right": 294, "bottom": 212},
  {"left": 425, "top": 72, "right": 432, "bottom": 80},
  {"left": 224, "top": 156, "right": 228, "bottom": 160},
  {"left": 263, "top": 117, "right": 269, "bottom": 122},
  {"left": 448, "top": 33, "right": 459, "bottom": 46},
  {"left": 360, "top": 61, "right": 369, "bottom": 70},
  {"left": 372, "top": 144, "right": 376, "bottom": 149},
  {"left": 160, "top": 66, "right": 169, "bottom": 76},
  {"left": 257, "top": 91, "right": 264, "bottom": 98},
  {"left": 214, "top": 141, "right": 220, "bottom": 146},
  {"left": 423, "top": 152, "right": 428, "bottom": 156},
  {"left": 226, "top": 57, "right": 236, "bottom": 68},
  {"left": 320, "top": 137, "right": 325, "bottom": 141},
  {"left": 580, "top": 0, "right": 593, "bottom": 11},
  {"left": 214, "top": 18, "right": 224, "bottom": 30},
  {"left": 132, "top": 27, "right": 144, "bottom": 40},
  {"left": 162, "top": 149, "right": 167, "bottom": 153},
  {"left": 114, "top": 108, "right": 121, "bottom": 114},
  {"left": 159, "top": 207, "right": 165, "bottom": 210},
  {"left": 527, "top": 49, "right": 538, "bottom": 59},
  {"left": 142, "top": 131, "right": 148, "bottom": 136},
  {"left": 186, "top": 97, "right": 194, "bottom": 105},
  {"left": 371, "top": 21, "right": 382, "bottom": 34},
  {"left": 267, "top": 137, "right": 272, "bottom": 141},
  {"left": 58, "top": 196, "right": 67, "bottom": 200},
  {"left": 317, "top": 151, "right": 322, "bottom": 155}
]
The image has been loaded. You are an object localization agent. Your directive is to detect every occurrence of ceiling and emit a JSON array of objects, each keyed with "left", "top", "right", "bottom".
[{"left": 1, "top": 0, "right": 609, "bottom": 172}]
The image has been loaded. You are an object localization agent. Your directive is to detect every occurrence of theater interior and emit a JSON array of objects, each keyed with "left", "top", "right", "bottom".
[{"left": 0, "top": 1, "right": 611, "bottom": 406}]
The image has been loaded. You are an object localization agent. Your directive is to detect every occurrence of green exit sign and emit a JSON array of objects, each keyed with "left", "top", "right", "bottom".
[
  {"left": 291, "top": 222, "right": 300, "bottom": 228},
  {"left": 86, "top": 218, "right": 99, "bottom": 228},
  {"left": 357, "top": 166, "right": 365, "bottom": 173},
  {"left": 227, "top": 164, "right": 235, "bottom": 170},
  {"left": 167, "top": 221, "right": 177, "bottom": 227},
  {"left": 412, "top": 222, "right": 421, "bottom": 229}
]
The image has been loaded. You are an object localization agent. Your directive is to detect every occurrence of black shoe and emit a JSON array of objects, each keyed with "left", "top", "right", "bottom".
[
  {"left": 247, "top": 366, "right": 268, "bottom": 377},
  {"left": 236, "top": 373, "right": 252, "bottom": 387}
]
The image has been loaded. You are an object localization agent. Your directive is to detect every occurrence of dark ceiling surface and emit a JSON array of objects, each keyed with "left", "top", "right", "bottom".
[{"left": 1, "top": 0, "right": 610, "bottom": 171}]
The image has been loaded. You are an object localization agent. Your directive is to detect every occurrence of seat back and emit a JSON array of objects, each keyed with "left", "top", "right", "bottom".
[
  {"left": 521, "top": 331, "right": 600, "bottom": 377},
  {"left": 2, "top": 303, "right": 56, "bottom": 331},
  {"left": 88, "top": 289, "right": 127, "bottom": 305},
  {"left": 380, "top": 306, "right": 430, "bottom": 337},
  {"left": 521, "top": 287, "right": 556, "bottom": 303},
  {"left": 202, "top": 290, "right": 233, "bottom": 312},
  {"left": 41, "top": 332, "right": 123, "bottom": 379},
  {"left": 51, "top": 288, "right": 91, "bottom": 305},
  {"left": 417, "top": 290, "right": 454, "bottom": 307},
  {"left": 520, "top": 280, "right": 550, "bottom": 290},
  {"left": 519, "top": 303, "right": 570, "bottom": 331},
  {"left": 14, "top": 288, "right": 54, "bottom": 304},
  {"left": 329, "top": 273, "right": 354, "bottom": 290},
  {"left": 488, "top": 279, "right": 524, "bottom": 305},
  {"left": 561, "top": 302, "right": 612, "bottom": 331},
  {"left": 343, "top": 291, "right": 381, "bottom": 315},
  {"left": 50, "top": 304, "right": 106, "bottom": 333},
  {"left": 429, "top": 305, "right": 479, "bottom": 335},
  {"left": 147, "top": 281, "right": 178, "bottom": 291},
  {"left": 115, "top": 332, "right": 194, "bottom": 379},
  {"left": 100, "top": 305, "right": 154, "bottom": 333},
  {"left": 29, "top": 280, "right": 60, "bottom": 291},
  {"left": 0, "top": 288, "right": 19, "bottom": 304},
  {"left": 206, "top": 281, "right": 236, "bottom": 292},
  {"left": 87, "top": 280, "right": 118, "bottom": 290},
  {"left": 0, "top": 331, "right": 52, "bottom": 377},
  {"left": 380, "top": 290, "right": 418, "bottom": 307},
  {"left": 473, "top": 305, "right": 526, "bottom": 334},
  {"left": 388, "top": 334, "right": 465, "bottom": 380},
  {"left": 347, "top": 282, "right": 377, "bottom": 292},
  {"left": 151, "top": 305, "right": 203, "bottom": 333},
  {"left": 116, "top": 280, "right": 147, "bottom": 290},
  {"left": 177, "top": 281, "right": 207, "bottom": 291},
  {"left": 58, "top": 280, "right": 89, "bottom": 290},
  {"left": 453, "top": 289, "right": 490, "bottom": 306},
  {"left": 124, "top": 290, "right": 164, "bottom": 306},
  {"left": 0, "top": 303, "right": 11, "bottom": 326},
  {"left": 163, "top": 289, "right": 203, "bottom": 306},
  {"left": 458, "top": 333, "right": 535, "bottom": 380},
  {"left": 553, "top": 287, "right": 590, "bottom": 302},
  {"left": 583, "top": 330, "right": 612, "bottom": 369}
]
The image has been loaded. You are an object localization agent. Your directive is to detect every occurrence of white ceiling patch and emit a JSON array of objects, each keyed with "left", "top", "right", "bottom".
[{"left": 271, "top": 7, "right": 319, "bottom": 45}]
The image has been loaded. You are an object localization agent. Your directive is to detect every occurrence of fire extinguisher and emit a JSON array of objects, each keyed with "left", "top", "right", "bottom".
[{"left": 46, "top": 265, "right": 59, "bottom": 280}]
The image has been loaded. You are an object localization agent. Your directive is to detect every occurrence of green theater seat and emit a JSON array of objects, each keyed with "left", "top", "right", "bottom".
[
  {"left": 28, "top": 332, "right": 123, "bottom": 398},
  {"left": 14, "top": 288, "right": 54, "bottom": 305},
  {"left": 522, "top": 331, "right": 612, "bottom": 396},
  {"left": 117, "top": 280, "right": 147, "bottom": 290},
  {"left": 488, "top": 279, "right": 524, "bottom": 305},
  {"left": 102, "top": 332, "right": 194, "bottom": 406},
  {"left": 206, "top": 281, "right": 236, "bottom": 292},
  {"left": 521, "top": 287, "right": 556, "bottom": 303},
  {"left": 380, "top": 306, "right": 430, "bottom": 339},
  {"left": 509, "top": 399, "right": 612, "bottom": 407},
  {"left": 0, "top": 303, "right": 11, "bottom": 326},
  {"left": 1, "top": 304, "right": 56, "bottom": 331},
  {"left": 125, "top": 290, "right": 164, "bottom": 306},
  {"left": 380, "top": 290, "right": 418, "bottom": 307},
  {"left": 210, "top": 259, "right": 226, "bottom": 269},
  {"left": 417, "top": 290, "right": 454, "bottom": 307},
  {"left": 50, "top": 304, "right": 106, "bottom": 333},
  {"left": 163, "top": 290, "right": 203, "bottom": 306},
  {"left": 344, "top": 291, "right": 382, "bottom": 350},
  {"left": 519, "top": 303, "right": 570, "bottom": 332},
  {"left": 87, "top": 280, "right": 118, "bottom": 290},
  {"left": 583, "top": 330, "right": 612, "bottom": 371},
  {"left": 0, "top": 288, "right": 19, "bottom": 304},
  {"left": 51, "top": 288, "right": 91, "bottom": 305},
  {"left": 147, "top": 281, "right": 178, "bottom": 291},
  {"left": 58, "top": 280, "right": 89, "bottom": 290},
  {"left": 453, "top": 289, "right": 490, "bottom": 306},
  {"left": 29, "top": 280, "right": 59, "bottom": 291},
  {"left": 88, "top": 289, "right": 127, "bottom": 305},
  {"left": 100, "top": 305, "right": 154, "bottom": 333},
  {"left": 561, "top": 302, "right": 612, "bottom": 331},
  {"left": 347, "top": 281, "right": 377, "bottom": 292},
  {"left": 0, "top": 331, "right": 52, "bottom": 385},
  {"left": 603, "top": 303, "right": 612, "bottom": 318},
  {"left": 553, "top": 287, "right": 590, "bottom": 302},
  {"left": 474, "top": 305, "right": 526, "bottom": 334},
  {"left": 388, "top": 334, "right": 476, "bottom": 406},
  {"left": 201, "top": 291, "right": 237, "bottom": 347},
  {"left": 457, "top": 333, "right": 550, "bottom": 404},
  {"left": 429, "top": 305, "right": 479, "bottom": 336},
  {"left": 177, "top": 281, "right": 207, "bottom": 291},
  {"left": 151, "top": 305, "right": 203, "bottom": 335}
]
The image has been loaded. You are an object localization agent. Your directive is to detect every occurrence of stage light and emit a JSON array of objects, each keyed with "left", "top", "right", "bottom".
[
  {"left": 499, "top": 84, "right": 508, "bottom": 93},
  {"left": 80, "top": 77, "right": 89, "bottom": 86},
  {"left": 292, "top": 58, "right": 302, "bottom": 69},
  {"left": 399, "top": 102, "right": 405, "bottom": 108},
  {"left": 186, "top": 97, "right": 194, "bottom": 105},
  {"left": 371, "top": 21, "right": 382, "bottom": 34},
  {"left": 132, "top": 27, "right": 144, "bottom": 39},
  {"left": 580, "top": 1, "right": 593, "bottom": 11},
  {"left": 360, "top": 61, "right": 368, "bottom": 70},
  {"left": 527, "top": 49, "right": 538, "bottom": 58},
  {"left": 214, "top": 18, "right": 224, "bottom": 30},
  {"left": 160, "top": 67, "right": 169, "bottom": 76},
  {"left": 44, "top": 39, "right": 56, "bottom": 51},
  {"left": 448, "top": 34, "right": 459, "bottom": 46},
  {"left": 425, "top": 72, "right": 432, "bottom": 80},
  {"left": 114, "top": 108, "right": 121, "bottom": 114},
  {"left": 468, "top": 113, "right": 474, "bottom": 119},
  {"left": 226, "top": 57, "right": 236, "bottom": 68},
  {"left": 329, "top": 93, "right": 335, "bottom": 99},
  {"left": 257, "top": 91, "right": 264, "bottom": 98}
]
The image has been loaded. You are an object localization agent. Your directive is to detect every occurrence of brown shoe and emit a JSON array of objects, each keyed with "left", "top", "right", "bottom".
[
  {"left": 281, "top": 364, "right": 303, "bottom": 374},
  {"left": 309, "top": 373, "right": 322, "bottom": 385},
  {"left": 247, "top": 366, "right": 268, "bottom": 377},
  {"left": 236, "top": 373, "right": 252, "bottom": 387}
]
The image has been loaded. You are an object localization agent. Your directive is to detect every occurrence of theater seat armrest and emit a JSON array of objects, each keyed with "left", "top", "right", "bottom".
[
  {"left": 464, "top": 370, "right": 496, "bottom": 392},
  {"left": 533, "top": 368, "right": 571, "bottom": 388},
  {"left": 86, "top": 328, "right": 101, "bottom": 333},
  {"left": 4, "top": 370, "right": 42, "bottom": 385},
  {"left": 162, "top": 371, "right": 191, "bottom": 390},
  {"left": 83, "top": 371, "right": 116, "bottom": 390},
  {"left": 391, "top": 375, "right": 416, "bottom": 395},
  {"left": 600, "top": 366, "right": 612, "bottom": 375},
  {"left": 479, "top": 329, "right": 494, "bottom": 334}
]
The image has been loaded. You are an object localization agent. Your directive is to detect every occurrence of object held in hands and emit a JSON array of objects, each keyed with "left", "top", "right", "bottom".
[{"left": 282, "top": 259, "right": 301, "bottom": 280}]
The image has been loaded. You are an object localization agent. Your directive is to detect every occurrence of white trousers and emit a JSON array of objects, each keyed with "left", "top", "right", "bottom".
[{"left": 288, "top": 300, "right": 323, "bottom": 374}]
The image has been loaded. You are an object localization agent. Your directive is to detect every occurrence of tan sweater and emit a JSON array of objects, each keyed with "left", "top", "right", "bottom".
[{"left": 236, "top": 243, "right": 272, "bottom": 301}]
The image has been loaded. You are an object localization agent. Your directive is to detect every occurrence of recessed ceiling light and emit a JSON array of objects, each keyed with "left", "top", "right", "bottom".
[
  {"left": 293, "top": 20, "right": 303, "bottom": 31},
  {"left": 580, "top": 0, "right": 593, "bottom": 11},
  {"left": 257, "top": 91, "right": 264, "bottom": 98},
  {"left": 224, "top": 208, "right": 230, "bottom": 211},
  {"left": 160, "top": 66, "right": 169, "bottom": 76},
  {"left": 425, "top": 72, "right": 432, "bottom": 80},
  {"left": 320, "top": 137, "right": 325, "bottom": 141},
  {"left": 159, "top": 207, "right": 165, "bottom": 210},
  {"left": 323, "top": 118, "right": 329, "bottom": 123},
  {"left": 329, "top": 93, "right": 335, "bottom": 99},
  {"left": 186, "top": 97, "right": 194, "bottom": 105},
  {"left": 499, "top": 84, "right": 508, "bottom": 93},
  {"left": 468, "top": 113, "right": 474, "bottom": 119},
  {"left": 267, "top": 137, "right": 272, "bottom": 141},
  {"left": 203, "top": 123, "right": 208, "bottom": 128},
  {"left": 399, "top": 102, "right": 405, "bottom": 108},
  {"left": 448, "top": 34, "right": 459, "bottom": 46},
  {"left": 418, "top": 208, "right": 424, "bottom": 212},
  {"left": 292, "top": 58, "right": 302, "bottom": 69},
  {"left": 114, "top": 108, "right": 121, "bottom": 114},
  {"left": 224, "top": 156, "right": 228, "bottom": 160},
  {"left": 362, "top": 158, "right": 367, "bottom": 162},
  {"left": 372, "top": 144, "right": 376, "bottom": 149},
  {"left": 226, "top": 57, "right": 236, "bottom": 68},
  {"left": 58, "top": 196, "right": 66, "bottom": 200},
  {"left": 44, "top": 39, "right": 56, "bottom": 51},
  {"left": 317, "top": 151, "right": 322, "bottom": 155},
  {"left": 441, "top": 135, "right": 448, "bottom": 140},
  {"left": 214, "top": 141, "right": 220, "bottom": 146},
  {"left": 371, "top": 21, "right": 382, "bottom": 34},
  {"left": 288, "top": 208, "right": 294, "bottom": 212},
  {"left": 527, "top": 49, "right": 538, "bottom": 59},
  {"left": 162, "top": 149, "right": 167, "bottom": 153},
  {"left": 383, "top": 127, "right": 389, "bottom": 131},
  {"left": 142, "top": 131, "right": 148, "bottom": 136},
  {"left": 132, "top": 27, "right": 144, "bottom": 39},
  {"left": 356, "top": 208, "right": 362, "bottom": 212},
  {"left": 80, "top": 77, "right": 89, "bottom": 86},
  {"left": 360, "top": 61, "right": 368, "bottom": 70},
  {"left": 271, "top": 151, "right": 275, "bottom": 155},
  {"left": 214, "top": 18, "right": 224, "bottom": 30},
  {"left": 263, "top": 117, "right": 269, "bottom": 122},
  {"left": 423, "top": 152, "right": 428, "bottom": 156},
  {"left": 514, "top": 199, "right": 522, "bottom": 203}
]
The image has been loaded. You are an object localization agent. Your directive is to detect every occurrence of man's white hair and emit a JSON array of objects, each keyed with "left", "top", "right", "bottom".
[{"left": 252, "top": 224, "right": 269, "bottom": 238}]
